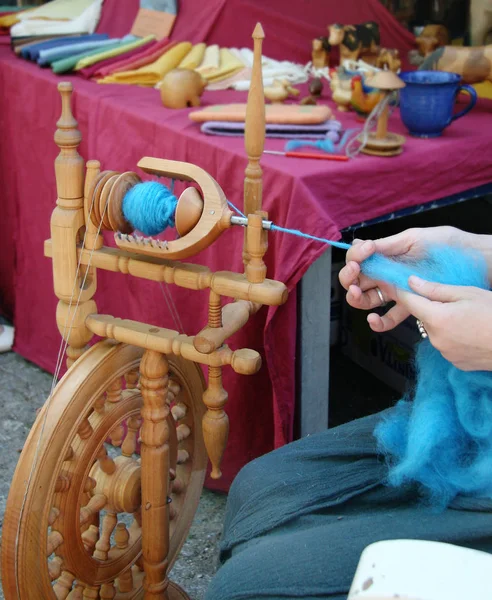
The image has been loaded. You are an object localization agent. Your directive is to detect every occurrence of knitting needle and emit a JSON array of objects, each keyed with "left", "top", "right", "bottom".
[{"left": 264, "top": 150, "right": 349, "bottom": 162}]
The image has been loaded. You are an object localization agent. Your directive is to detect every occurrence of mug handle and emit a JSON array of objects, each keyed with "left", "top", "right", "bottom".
[{"left": 451, "top": 84, "right": 477, "bottom": 122}]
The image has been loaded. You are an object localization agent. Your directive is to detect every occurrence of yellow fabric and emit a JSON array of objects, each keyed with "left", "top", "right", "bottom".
[
  {"left": 0, "top": 7, "right": 36, "bottom": 28},
  {"left": 202, "top": 48, "right": 245, "bottom": 83},
  {"left": 17, "top": 0, "right": 97, "bottom": 21},
  {"left": 74, "top": 35, "right": 155, "bottom": 70},
  {"left": 195, "top": 44, "right": 219, "bottom": 75},
  {"left": 474, "top": 81, "right": 492, "bottom": 99},
  {"left": 99, "top": 42, "right": 192, "bottom": 86},
  {"left": 178, "top": 43, "right": 206, "bottom": 69}
]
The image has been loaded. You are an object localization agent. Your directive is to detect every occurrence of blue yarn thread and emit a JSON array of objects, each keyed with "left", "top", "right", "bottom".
[
  {"left": 270, "top": 224, "right": 351, "bottom": 250},
  {"left": 122, "top": 181, "right": 178, "bottom": 236}
]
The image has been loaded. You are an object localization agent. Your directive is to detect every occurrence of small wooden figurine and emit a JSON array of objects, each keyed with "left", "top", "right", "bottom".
[
  {"left": 420, "top": 44, "right": 492, "bottom": 84},
  {"left": 470, "top": 0, "right": 492, "bottom": 46},
  {"left": 375, "top": 48, "right": 402, "bottom": 72},
  {"left": 328, "top": 21, "right": 380, "bottom": 63},
  {"left": 159, "top": 68, "right": 207, "bottom": 109},
  {"left": 330, "top": 69, "right": 353, "bottom": 111},
  {"left": 300, "top": 77, "right": 324, "bottom": 105},
  {"left": 358, "top": 70, "right": 406, "bottom": 157},
  {"left": 409, "top": 24, "right": 449, "bottom": 66},
  {"left": 350, "top": 75, "right": 383, "bottom": 119},
  {"left": 311, "top": 36, "right": 330, "bottom": 69},
  {"left": 264, "top": 78, "right": 300, "bottom": 104}
]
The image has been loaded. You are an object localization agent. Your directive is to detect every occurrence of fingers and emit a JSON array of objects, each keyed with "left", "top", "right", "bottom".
[
  {"left": 339, "top": 260, "right": 361, "bottom": 290},
  {"left": 347, "top": 284, "right": 387, "bottom": 311},
  {"left": 372, "top": 231, "right": 416, "bottom": 257},
  {"left": 408, "top": 276, "right": 469, "bottom": 303},
  {"left": 346, "top": 239, "right": 376, "bottom": 264},
  {"left": 396, "top": 288, "right": 434, "bottom": 322},
  {"left": 367, "top": 303, "right": 411, "bottom": 333}
]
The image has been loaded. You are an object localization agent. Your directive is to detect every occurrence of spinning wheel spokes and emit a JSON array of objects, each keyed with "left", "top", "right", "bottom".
[{"left": 2, "top": 342, "right": 206, "bottom": 599}]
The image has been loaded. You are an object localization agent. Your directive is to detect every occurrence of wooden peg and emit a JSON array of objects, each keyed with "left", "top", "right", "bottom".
[
  {"left": 83, "top": 160, "right": 102, "bottom": 251},
  {"left": 54, "top": 82, "right": 84, "bottom": 207},
  {"left": 243, "top": 23, "right": 266, "bottom": 268},
  {"left": 246, "top": 211, "right": 268, "bottom": 283},
  {"left": 202, "top": 291, "right": 229, "bottom": 479}
]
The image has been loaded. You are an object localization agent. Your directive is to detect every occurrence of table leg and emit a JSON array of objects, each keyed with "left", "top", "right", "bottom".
[{"left": 298, "top": 248, "right": 332, "bottom": 436}]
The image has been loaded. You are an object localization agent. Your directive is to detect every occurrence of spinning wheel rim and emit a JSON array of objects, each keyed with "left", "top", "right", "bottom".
[{"left": 1, "top": 341, "right": 206, "bottom": 599}]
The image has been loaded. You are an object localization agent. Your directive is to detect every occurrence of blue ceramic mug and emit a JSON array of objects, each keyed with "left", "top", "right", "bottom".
[{"left": 398, "top": 71, "right": 477, "bottom": 138}]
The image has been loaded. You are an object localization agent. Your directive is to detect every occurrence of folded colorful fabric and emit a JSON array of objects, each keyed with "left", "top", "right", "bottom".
[
  {"left": 98, "top": 41, "right": 192, "bottom": 86},
  {"left": 20, "top": 33, "right": 108, "bottom": 60},
  {"left": 16, "top": 0, "right": 98, "bottom": 21},
  {"left": 11, "top": 0, "right": 103, "bottom": 37},
  {"left": 200, "top": 120, "right": 342, "bottom": 138},
  {"left": 38, "top": 38, "right": 117, "bottom": 66},
  {"left": 178, "top": 43, "right": 206, "bottom": 69},
  {"left": 51, "top": 40, "right": 123, "bottom": 74},
  {"left": 74, "top": 35, "right": 153, "bottom": 70},
  {"left": 202, "top": 48, "right": 246, "bottom": 83},
  {"left": 78, "top": 38, "right": 158, "bottom": 79},
  {"left": 96, "top": 38, "right": 174, "bottom": 78}
]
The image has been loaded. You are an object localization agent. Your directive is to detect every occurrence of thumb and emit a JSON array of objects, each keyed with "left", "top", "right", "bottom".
[{"left": 408, "top": 276, "right": 469, "bottom": 303}]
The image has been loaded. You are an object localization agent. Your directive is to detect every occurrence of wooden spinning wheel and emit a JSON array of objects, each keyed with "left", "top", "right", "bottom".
[
  {"left": 2, "top": 342, "right": 206, "bottom": 599},
  {"left": 2, "top": 22, "right": 285, "bottom": 600}
]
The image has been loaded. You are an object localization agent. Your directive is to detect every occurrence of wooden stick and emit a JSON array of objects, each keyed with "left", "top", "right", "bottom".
[
  {"left": 243, "top": 23, "right": 266, "bottom": 267},
  {"left": 44, "top": 241, "right": 288, "bottom": 307},
  {"left": 140, "top": 350, "right": 171, "bottom": 599},
  {"left": 194, "top": 300, "right": 260, "bottom": 354}
]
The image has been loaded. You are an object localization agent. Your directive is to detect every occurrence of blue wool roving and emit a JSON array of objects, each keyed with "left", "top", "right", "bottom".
[
  {"left": 360, "top": 245, "right": 492, "bottom": 509},
  {"left": 122, "top": 181, "right": 178, "bottom": 236}
]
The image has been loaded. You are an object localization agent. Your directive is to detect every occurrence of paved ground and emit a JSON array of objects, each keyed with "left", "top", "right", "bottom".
[{"left": 0, "top": 351, "right": 227, "bottom": 600}]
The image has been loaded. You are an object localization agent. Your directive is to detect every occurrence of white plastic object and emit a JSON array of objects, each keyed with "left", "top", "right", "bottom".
[{"left": 348, "top": 539, "right": 492, "bottom": 600}]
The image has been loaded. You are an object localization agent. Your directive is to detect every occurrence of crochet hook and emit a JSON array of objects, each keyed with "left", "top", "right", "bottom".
[{"left": 264, "top": 150, "right": 349, "bottom": 162}]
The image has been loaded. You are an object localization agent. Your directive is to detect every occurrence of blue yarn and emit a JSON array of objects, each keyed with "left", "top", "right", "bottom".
[
  {"left": 360, "top": 245, "right": 492, "bottom": 509},
  {"left": 270, "top": 224, "right": 351, "bottom": 250},
  {"left": 122, "top": 181, "right": 177, "bottom": 236}
]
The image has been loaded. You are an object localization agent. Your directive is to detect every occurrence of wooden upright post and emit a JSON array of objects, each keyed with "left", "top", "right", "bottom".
[
  {"left": 140, "top": 350, "right": 171, "bottom": 600},
  {"left": 52, "top": 82, "right": 97, "bottom": 367},
  {"left": 202, "top": 291, "right": 229, "bottom": 479},
  {"left": 243, "top": 23, "right": 266, "bottom": 268}
]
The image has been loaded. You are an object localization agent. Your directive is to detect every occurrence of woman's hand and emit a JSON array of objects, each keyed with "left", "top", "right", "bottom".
[
  {"left": 397, "top": 276, "right": 492, "bottom": 372},
  {"left": 339, "top": 226, "right": 472, "bottom": 333}
]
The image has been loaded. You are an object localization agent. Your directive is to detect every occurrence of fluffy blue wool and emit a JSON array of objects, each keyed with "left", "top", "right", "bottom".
[
  {"left": 122, "top": 181, "right": 177, "bottom": 236},
  {"left": 360, "top": 245, "right": 492, "bottom": 509}
]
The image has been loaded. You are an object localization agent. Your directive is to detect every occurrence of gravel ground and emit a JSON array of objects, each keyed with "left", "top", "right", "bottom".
[{"left": 0, "top": 351, "right": 227, "bottom": 600}]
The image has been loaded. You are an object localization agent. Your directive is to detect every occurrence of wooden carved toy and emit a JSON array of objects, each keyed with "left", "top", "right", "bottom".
[
  {"left": 159, "top": 68, "right": 207, "bottom": 109},
  {"left": 357, "top": 70, "right": 406, "bottom": 157},
  {"left": 311, "top": 37, "right": 330, "bottom": 69},
  {"left": 375, "top": 48, "right": 402, "bottom": 72},
  {"left": 350, "top": 75, "right": 383, "bottom": 119},
  {"left": 264, "top": 78, "right": 300, "bottom": 104},
  {"left": 420, "top": 44, "right": 492, "bottom": 85},
  {"left": 1, "top": 23, "right": 288, "bottom": 600},
  {"left": 470, "top": 0, "right": 492, "bottom": 46},
  {"left": 409, "top": 24, "right": 450, "bottom": 66},
  {"left": 327, "top": 21, "right": 380, "bottom": 63},
  {"left": 300, "top": 77, "right": 324, "bottom": 105},
  {"left": 330, "top": 69, "right": 353, "bottom": 111}
]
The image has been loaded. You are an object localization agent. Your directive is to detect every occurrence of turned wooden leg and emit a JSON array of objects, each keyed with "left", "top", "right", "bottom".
[{"left": 140, "top": 350, "right": 171, "bottom": 600}]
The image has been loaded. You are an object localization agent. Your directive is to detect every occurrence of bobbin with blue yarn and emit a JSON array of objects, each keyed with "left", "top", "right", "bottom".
[{"left": 122, "top": 181, "right": 178, "bottom": 236}]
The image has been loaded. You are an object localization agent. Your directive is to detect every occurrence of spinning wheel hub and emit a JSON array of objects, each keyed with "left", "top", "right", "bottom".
[{"left": 90, "top": 456, "right": 142, "bottom": 514}]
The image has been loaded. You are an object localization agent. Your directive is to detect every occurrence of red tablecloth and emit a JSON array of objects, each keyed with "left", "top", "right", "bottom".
[{"left": 1, "top": 0, "right": 492, "bottom": 490}]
